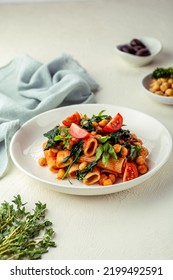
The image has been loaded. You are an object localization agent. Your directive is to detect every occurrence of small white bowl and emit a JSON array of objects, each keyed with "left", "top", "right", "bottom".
[
  {"left": 142, "top": 73, "right": 173, "bottom": 105},
  {"left": 115, "top": 37, "right": 162, "bottom": 67}
]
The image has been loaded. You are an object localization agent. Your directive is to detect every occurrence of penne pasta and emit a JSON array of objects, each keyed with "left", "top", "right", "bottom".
[
  {"left": 47, "top": 157, "right": 59, "bottom": 173},
  {"left": 83, "top": 138, "right": 98, "bottom": 156},
  {"left": 56, "top": 150, "right": 73, "bottom": 168},
  {"left": 78, "top": 155, "right": 96, "bottom": 163},
  {"left": 83, "top": 167, "right": 101, "bottom": 185},
  {"left": 68, "top": 163, "right": 80, "bottom": 179},
  {"left": 97, "top": 157, "right": 126, "bottom": 174}
]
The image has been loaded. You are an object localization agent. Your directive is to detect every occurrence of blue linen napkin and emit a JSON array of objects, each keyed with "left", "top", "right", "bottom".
[{"left": 0, "top": 54, "right": 99, "bottom": 178}]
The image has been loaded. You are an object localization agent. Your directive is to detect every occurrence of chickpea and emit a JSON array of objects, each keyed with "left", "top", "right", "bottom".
[
  {"left": 99, "top": 174, "right": 107, "bottom": 185},
  {"left": 139, "top": 147, "right": 149, "bottom": 158},
  {"left": 138, "top": 164, "right": 148, "bottom": 174},
  {"left": 95, "top": 133, "right": 102, "bottom": 138},
  {"left": 168, "top": 78, "right": 173, "bottom": 84},
  {"left": 98, "top": 119, "right": 108, "bottom": 127},
  {"left": 113, "top": 144, "right": 121, "bottom": 153},
  {"left": 57, "top": 168, "right": 66, "bottom": 180},
  {"left": 160, "top": 82, "right": 170, "bottom": 93},
  {"left": 108, "top": 174, "right": 116, "bottom": 184},
  {"left": 150, "top": 82, "right": 160, "bottom": 92},
  {"left": 91, "top": 131, "right": 97, "bottom": 136},
  {"left": 160, "top": 78, "right": 168, "bottom": 82},
  {"left": 165, "top": 88, "right": 173, "bottom": 96},
  {"left": 131, "top": 133, "right": 137, "bottom": 140},
  {"left": 38, "top": 157, "right": 47, "bottom": 166},
  {"left": 136, "top": 155, "right": 145, "bottom": 165},
  {"left": 137, "top": 138, "right": 143, "bottom": 145},
  {"left": 121, "top": 146, "right": 128, "bottom": 157},
  {"left": 103, "top": 178, "right": 113, "bottom": 186},
  {"left": 92, "top": 121, "right": 98, "bottom": 127},
  {"left": 156, "top": 78, "right": 162, "bottom": 85}
]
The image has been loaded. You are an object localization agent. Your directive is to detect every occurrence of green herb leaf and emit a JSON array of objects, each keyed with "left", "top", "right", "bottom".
[
  {"left": 95, "top": 145, "right": 103, "bottom": 161},
  {"left": 97, "top": 136, "right": 111, "bottom": 143},
  {"left": 54, "top": 135, "right": 63, "bottom": 141},
  {"left": 108, "top": 143, "right": 118, "bottom": 160},
  {"left": 90, "top": 110, "right": 111, "bottom": 123},
  {"left": 95, "top": 142, "right": 118, "bottom": 165},
  {"left": 102, "top": 152, "right": 110, "bottom": 165},
  {"left": 152, "top": 67, "right": 173, "bottom": 79}
]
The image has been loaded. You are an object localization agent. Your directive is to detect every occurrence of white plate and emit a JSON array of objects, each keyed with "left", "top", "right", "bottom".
[
  {"left": 142, "top": 73, "right": 173, "bottom": 105},
  {"left": 10, "top": 104, "right": 172, "bottom": 196}
]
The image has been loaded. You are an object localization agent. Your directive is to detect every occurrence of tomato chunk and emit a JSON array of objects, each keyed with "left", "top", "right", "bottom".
[
  {"left": 123, "top": 162, "right": 138, "bottom": 182},
  {"left": 69, "top": 123, "right": 90, "bottom": 139},
  {"left": 62, "top": 112, "right": 81, "bottom": 127},
  {"left": 103, "top": 113, "right": 123, "bottom": 132}
]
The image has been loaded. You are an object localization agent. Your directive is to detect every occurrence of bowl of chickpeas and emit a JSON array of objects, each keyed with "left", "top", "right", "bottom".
[{"left": 142, "top": 67, "right": 173, "bottom": 105}]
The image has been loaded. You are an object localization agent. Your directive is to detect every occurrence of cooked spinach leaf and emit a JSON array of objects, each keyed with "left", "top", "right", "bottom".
[
  {"left": 62, "top": 141, "right": 84, "bottom": 179},
  {"left": 43, "top": 126, "right": 60, "bottom": 150},
  {"left": 110, "top": 129, "right": 131, "bottom": 144},
  {"left": 129, "top": 145, "right": 141, "bottom": 160},
  {"left": 80, "top": 118, "right": 95, "bottom": 132},
  {"left": 77, "top": 161, "right": 98, "bottom": 180},
  {"left": 62, "top": 140, "right": 84, "bottom": 163}
]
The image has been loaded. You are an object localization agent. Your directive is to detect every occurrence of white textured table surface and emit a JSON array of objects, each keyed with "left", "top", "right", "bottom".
[{"left": 0, "top": 0, "right": 173, "bottom": 260}]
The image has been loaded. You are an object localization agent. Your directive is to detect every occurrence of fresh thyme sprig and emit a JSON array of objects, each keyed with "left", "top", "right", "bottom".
[{"left": 0, "top": 195, "right": 56, "bottom": 260}]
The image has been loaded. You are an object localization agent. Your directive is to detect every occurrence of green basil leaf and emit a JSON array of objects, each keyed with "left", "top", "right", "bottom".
[
  {"left": 102, "top": 152, "right": 110, "bottom": 165},
  {"left": 97, "top": 136, "right": 111, "bottom": 143},
  {"left": 95, "top": 146, "right": 103, "bottom": 161},
  {"left": 54, "top": 135, "right": 63, "bottom": 141},
  {"left": 108, "top": 144, "right": 118, "bottom": 160}
]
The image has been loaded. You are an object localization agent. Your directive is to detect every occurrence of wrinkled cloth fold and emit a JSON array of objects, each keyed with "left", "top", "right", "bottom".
[{"left": 0, "top": 54, "right": 99, "bottom": 178}]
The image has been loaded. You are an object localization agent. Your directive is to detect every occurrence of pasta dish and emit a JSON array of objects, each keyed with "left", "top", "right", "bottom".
[{"left": 38, "top": 111, "right": 149, "bottom": 186}]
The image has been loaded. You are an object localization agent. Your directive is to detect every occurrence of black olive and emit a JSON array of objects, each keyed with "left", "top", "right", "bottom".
[
  {"left": 118, "top": 44, "right": 136, "bottom": 54},
  {"left": 136, "top": 48, "right": 151, "bottom": 56},
  {"left": 130, "top": 38, "right": 146, "bottom": 48}
]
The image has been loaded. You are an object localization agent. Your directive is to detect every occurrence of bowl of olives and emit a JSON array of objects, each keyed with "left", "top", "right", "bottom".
[{"left": 115, "top": 37, "right": 162, "bottom": 67}]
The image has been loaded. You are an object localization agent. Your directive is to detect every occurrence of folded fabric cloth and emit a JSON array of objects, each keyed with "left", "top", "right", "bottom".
[{"left": 0, "top": 54, "right": 99, "bottom": 178}]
